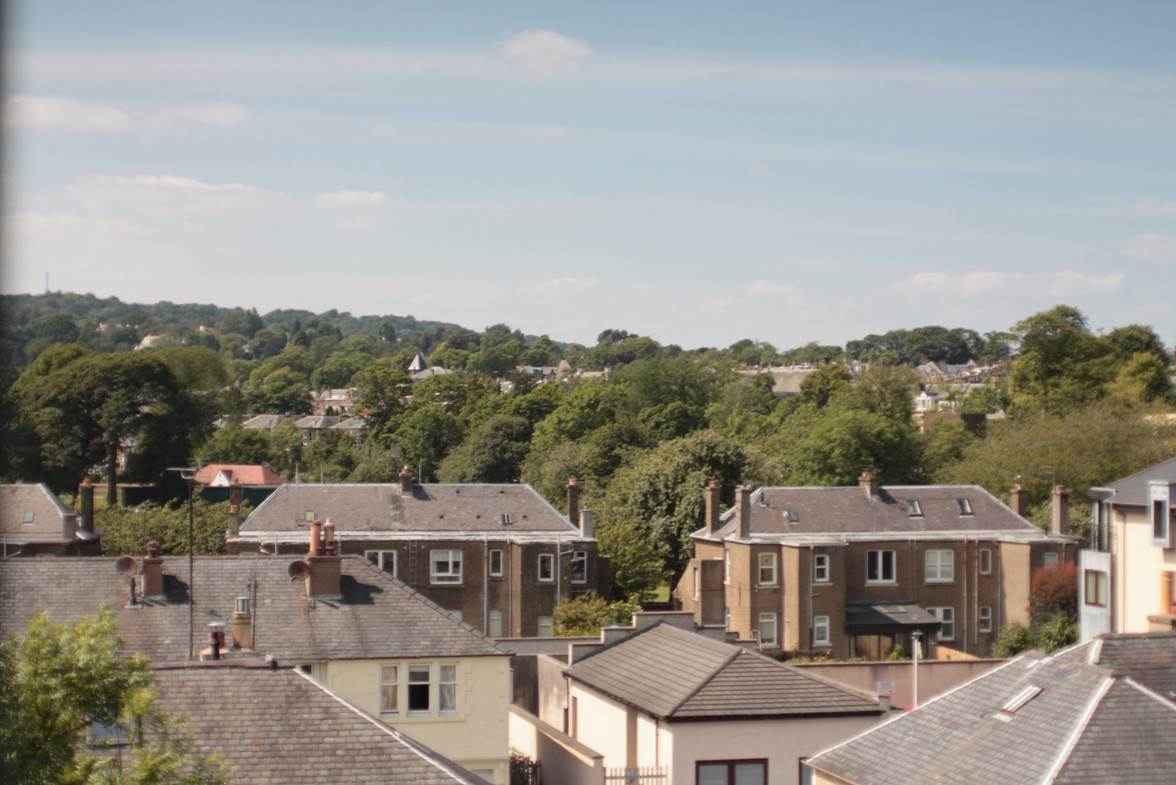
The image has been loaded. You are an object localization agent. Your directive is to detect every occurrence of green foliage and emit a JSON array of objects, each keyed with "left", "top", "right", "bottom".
[
  {"left": 438, "top": 415, "right": 532, "bottom": 483},
  {"left": 97, "top": 499, "right": 245, "bottom": 556},
  {"left": 389, "top": 405, "right": 463, "bottom": 481},
  {"left": 553, "top": 592, "right": 642, "bottom": 636},
  {"left": 195, "top": 424, "right": 272, "bottom": 466},
  {"left": 957, "top": 385, "right": 1004, "bottom": 414},
  {"left": 992, "top": 623, "right": 1034, "bottom": 658},
  {"left": 992, "top": 616, "right": 1077, "bottom": 657},
  {"left": 919, "top": 420, "right": 977, "bottom": 473}
]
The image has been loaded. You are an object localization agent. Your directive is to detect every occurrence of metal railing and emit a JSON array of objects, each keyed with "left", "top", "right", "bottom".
[{"left": 604, "top": 767, "right": 667, "bottom": 785}]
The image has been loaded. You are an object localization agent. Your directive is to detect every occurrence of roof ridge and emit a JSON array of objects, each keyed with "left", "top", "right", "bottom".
[
  {"left": 776, "top": 657, "right": 884, "bottom": 705},
  {"left": 666, "top": 645, "right": 743, "bottom": 717},
  {"left": 1106, "top": 456, "right": 1176, "bottom": 489},
  {"left": 565, "top": 621, "right": 668, "bottom": 667},
  {"left": 1040, "top": 674, "right": 1115, "bottom": 785}
]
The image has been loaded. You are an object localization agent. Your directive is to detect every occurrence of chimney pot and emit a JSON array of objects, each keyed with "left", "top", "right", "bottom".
[
  {"left": 860, "top": 470, "right": 880, "bottom": 500},
  {"left": 323, "top": 521, "right": 336, "bottom": 555},
  {"left": 736, "top": 485, "right": 752, "bottom": 540},
  {"left": 399, "top": 465, "right": 413, "bottom": 494},
  {"left": 308, "top": 520, "right": 322, "bottom": 556},
  {"left": 704, "top": 479, "right": 721, "bottom": 536},
  {"left": 1051, "top": 485, "right": 1069, "bottom": 536},
  {"left": 1010, "top": 484, "right": 1027, "bottom": 517},
  {"left": 566, "top": 477, "right": 581, "bottom": 527},
  {"left": 141, "top": 544, "right": 165, "bottom": 600},
  {"left": 232, "top": 597, "right": 253, "bottom": 649}
]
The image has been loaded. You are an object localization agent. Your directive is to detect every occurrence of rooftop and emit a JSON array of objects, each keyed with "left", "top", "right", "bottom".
[
  {"left": 0, "top": 555, "right": 504, "bottom": 662},
  {"left": 193, "top": 464, "right": 287, "bottom": 487},
  {"left": 1098, "top": 457, "right": 1176, "bottom": 507},
  {"left": 0, "top": 483, "right": 85, "bottom": 545},
  {"left": 564, "top": 622, "right": 883, "bottom": 720},
  {"left": 151, "top": 661, "right": 489, "bottom": 785},
  {"left": 807, "top": 633, "right": 1176, "bottom": 785}
]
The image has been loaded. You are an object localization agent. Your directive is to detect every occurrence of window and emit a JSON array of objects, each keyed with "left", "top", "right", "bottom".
[
  {"left": 906, "top": 500, "right": 923, "bottom": 517},
  {"left": 724, "top": 551, "right": 731, "bottom": 583},
  {"left": 21, "top": 511, "right": 35, "bottom": 524},
  {"left": 1084, "top": 570, "right": 1108, "bottom": 607},
  {"left": 430, "top": 550, "right": 462, "bottom": 584},
  {"left": 813, "top": 615, "right": 831, "bottom": 646},
  {"left": 758, "top": 553, "right": 777, "bottom": 586},
  {"left": 537, "top": 616, "right": 554, "bottom": 637},
  {"left": 439, "top": 664, "right": 457, "bottom": 713},
  {"left": 813, "top": 554, "right": 830, "bottom": 583},
  {"left": 924, "top": 550, "right": 955, "bottom": 583},
  {"left": 693, "top": 566, "right": 700, "bottom": 601},
  {"left": 408, "top": 665, "right": 430, "bottom": 713},
  {"left": 537, "top": 553, "right": 555, "bottom": 582},
  {"left": 758, "top": 613, "right": 778, "bottom": 646},
  {"left": 978, "top": 606, "right": 993, "bottom": 633},
  {"left": 723, "top": 607, "right": 730, "bottom": 631},
  {"left": 500, "top": 513, "right": 512, "bottom": 526},
  {"left": 488, "top": 609, "right": 503, "bottom": 637},
  {"left": 957, "top": 498, "right": 973, "bottom": 515},
  {"left": 979, "top": 548, "right": 992, "bottom": 575},
  {"left": 304, "top": 511, "right": 315, "bottom": 522},
  {"left": 697, "top": 760, "right": 767, "bottom": 785},
  {"left": 1154, "top": 498, "right": 1170, "bottom": 544},
  {"left": 366, "top": 550, "right": 397, "bottom": 577},
  {"left": 928, "top": 607, "right": 955, "bottom": 641},
  {"left": 1043, "top": 552, "right": 1059, "bottom": 568},
  {"left": 380, "top": 665, "right": 399, "bottom": 714},
  {"left": 866, "top": 550, "right": 896, "bottom": 584},
  {"left": 1001, "top": 685, "right": 1042, "bottom": 715},
  {"left": 489, "top": 549, "right": 503, "bottom": 577},
  {"left": 571, "top": 550, "right": 587, "bottom": 584}
]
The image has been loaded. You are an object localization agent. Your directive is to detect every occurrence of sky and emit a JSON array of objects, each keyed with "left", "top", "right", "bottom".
[{"left": 4, "top": 1, "right": 1176, "bottom": 349}]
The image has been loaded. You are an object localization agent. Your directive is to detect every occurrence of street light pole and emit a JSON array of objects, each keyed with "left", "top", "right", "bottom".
[{"left": 911, "top": 630, "right": 923, "bottom": 710}]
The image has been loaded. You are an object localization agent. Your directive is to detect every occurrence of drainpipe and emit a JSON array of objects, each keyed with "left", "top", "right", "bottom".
[{"left": 483, "top": 534, "right": 489, "bottom": 635}]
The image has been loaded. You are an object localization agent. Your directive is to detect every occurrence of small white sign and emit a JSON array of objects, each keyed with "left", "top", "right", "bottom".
[{"left": 876, "top": 681, "right": 896, "bottom": 696}]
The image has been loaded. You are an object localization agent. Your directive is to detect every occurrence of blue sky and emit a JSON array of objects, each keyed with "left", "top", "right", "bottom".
[{"left": 4, "top": 1, "right": 1176, "bottom": 348}]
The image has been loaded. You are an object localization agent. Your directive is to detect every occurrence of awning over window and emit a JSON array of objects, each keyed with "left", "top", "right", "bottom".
[{"left": 845, "top": 602, "right": 943, "bottom": 635}]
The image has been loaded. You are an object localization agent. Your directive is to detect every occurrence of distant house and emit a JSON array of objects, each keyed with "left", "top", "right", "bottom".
[
  {"left": 1081, "top": 457, "right": 1176, "bottom": 640},
  {"left": 409, "top": 351, "right": 451, "bottom": 382},
  {"left": 561, "top": 621, "right": 886, "bottom": 785},
  {"left": 241, "top": 414, "right": 289, "bottom": 431},
  {"left": 0, "top": 545, "right": 512, "bottom": 783},
  {"left": 805, "top": 633, "right": 1176, "bottom": 785},
  {"left": 294, "top": 414, "right": 341, "bottom": 443},
  {"left": 151, "top": 661, "right": 492, "bottom": 785},
  {"left": 330, "top": 415, "right": 371, "bottom": 443},
  {"left": 913, "top": 389, "right": 940, "bottom": 413},
  {"left": 228, "top": 471, "right": 609, "bottom": 638},
  {"left": 194, "top": 464, "right": 287, "bottom": 487},
  {"left": 0, "top": 482, "right": 101, "bottom": 557},
  {"left": 312, "top": 387, "right": 359, "bottom": 416}
]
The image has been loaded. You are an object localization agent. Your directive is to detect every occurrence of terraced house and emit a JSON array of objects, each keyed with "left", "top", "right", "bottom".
[
  {"left": 227, "top": 470, "right": 609, "bottom": 637},
  {"left": 676, "top": 472, "right": 1074, "bottom": 658}
]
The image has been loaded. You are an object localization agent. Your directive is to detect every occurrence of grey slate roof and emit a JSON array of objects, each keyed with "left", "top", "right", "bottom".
[
  {"left": 239, "top": 483, "right": 580, "bottom": 537},
  {"left": 0, "top": 483, "right": 83, "bottom": 545},
  {"left": 152, "top": 662, "right": 489, "bottom": 785},
  {"left": 704, "top": 484, "right": 1052, "bottom": 542},
  {"left": 241, "top": 414, "right": 288, "bottom": 430},
  {"left": 1101, "top": 457, "right": 1176, "bottom": 507},
  {"left": 295, "top": 415, "right": 341, "bottom": 429},
  {"left": 564, "top": 623, "right": 883, "bottom": 720},
  {"left": 0, "top": 555, "right": 504, "bottom": 663},
  {"left": 807, "top": 633, "right": 1176, "bottom": 785}
]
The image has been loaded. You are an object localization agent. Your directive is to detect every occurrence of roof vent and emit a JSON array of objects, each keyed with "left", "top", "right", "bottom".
[{"left": 1000, "top": 685, "right": 1042, "bottom": 716}]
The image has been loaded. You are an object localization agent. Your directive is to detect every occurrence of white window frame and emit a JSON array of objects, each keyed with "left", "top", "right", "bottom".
[
  {"left": 978, "top": 606, "right": 993, "bottom": 633},
  {"left": 866, "top": 550, "right": 896, "bottom": 584},
  {"left": 724, "top": 551, "right": 731, "bottom": 583},
  {"left": 813, "top": 615, "right": 831, "bottom": 647},
  {"left": 439, "top": 664, "right": 458, "bottom": 714},
  {"left": 1043, "top": 552, "right": 1059, "bottom": 568},
  {"left": 928, "top": 607, "right": 955, "bottom": 641},
  {"left": 758, "top": 552, "right": 778, "bottom": 586},
  {"left": 407, "top": 664, "right": 431, "bottom": 715},
  {"left": 1153, "top": 495, "right": 1170, "bottom": 545},
  {"left": 430, "top": 549, "right": 463, "bottom": 585},
  {"left": 692, "top": 566, "right": 700, "bottom": 601},
  {"left": 979, "top": 548, "right": 992, "bottom": 575},
  {"left": 488, "top": 609, "right": 504, "bottom": 637},
  {"left": 570, "top": 550, "right": 588, "bottom": 584},
  {"left": 488, "top": 549, "right": 503, "bottom": 578},
  {"left": 924, "top": 550, "right": 955, "bottom": 584},
  {"left": 21, "top": 511, "right": 35, "bottom": 524},
  {"left": 813, "top": 554, "right": 830, "bottom": 583},
  {"left": 537, "top": 553, "right": 555, "bottom": 583},
  {"left": 380, "top": 665, "right": 399, "bottom": 714},
  {"left": 366, "top": 549, "right": 398, "bottom": 578},
  {"left": 758, "top": 612, "right": 778, "bottom": 646},
  {"left": 537, "top": 615, "right": 554, "bottom": 637}
]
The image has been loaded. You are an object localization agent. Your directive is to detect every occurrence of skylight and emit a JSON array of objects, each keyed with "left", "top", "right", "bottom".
[
  {"left": 907, "top": 500, "right": 923, "bottom": 517},
  {"left": 1000, "top": 685, "right": 1042, "bottom": 715}
]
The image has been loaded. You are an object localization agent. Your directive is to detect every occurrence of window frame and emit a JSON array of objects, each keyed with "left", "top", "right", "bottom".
[
  {"left": 366, "top": 549, "right": 398, "bottom": 578},
  {"left": 570, "top": 550, "right": 588, "bottom": 584},
  {"left": 866, "top": 550, "right": 897, "bottom": 584},
  {"left": 724, "top": 551, "right": 731, "bottom": 583},
  {"left": 537, "top": 615, "right": 554, "bottom": 637},
  {"left": 812, "top": 614, "right": 831, "bottom": 647},
  {"left": 380, "top": 665, "right": 399, "bottom": 715},
  {"left": 488, "top": 609, "right": 504, "bottom": 637},
  {"left": 21, "top": 511, "right": 35, "bottom": 524},
  {"left": 692, "top": 566, "right": 700, "bottom": 601},
  {"left": 924, "top": 549, "right": 955, "bottom": 584},
  {"left": 758, "top": 612, "right": 778, "bottom": 647},
  {"left": 1084, "top": 570, "right": 1108, "bottom": 608},
  {"left": 957, "top": 498, "right": 973, "bottom": 516},
  {"left": 696, "top": 759, "right": 768, "bottom": 785},
  {"left": 537, "top": 553, "right": 555, "bottom": 583},
  {"left": 488, "top": 549, "right": 504, "bottom": 578},
  {"left": 928, "top": 607, "right": 955, "bottom": 641},
  {"left": 429, "top": 549, "right": 463, "bottom": 585},
  {"left": 979, "top": 548, "right": 992, "bottom": 575},
  {"left": 439, "top": 664, "right": 458, "bottom": 715},
  {"left": 1042, "top": 551, "right": 1059, "bottom": 568},
  {"left": 813, "top": 553, "right": 830, "bottom": 583},
  {"left": 407, "top": 664, "right": 431, "bottom": 715},
  {"left": 978, "top": 605, "right": 992, "bottom": 633},
  {"left": 758, "top": 552, "right": 778, "bottom": 586},
  {"left": 1153, "top": 497, "right": 1170, "bottom": 545}
]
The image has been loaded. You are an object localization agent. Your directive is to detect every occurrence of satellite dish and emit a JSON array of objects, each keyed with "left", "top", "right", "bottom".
[
  {"left": 287, "top": 560, "right": 310, "bottom": 580},
  {"left": 115, "top": 555, "right": 140, "bottom": 577}
]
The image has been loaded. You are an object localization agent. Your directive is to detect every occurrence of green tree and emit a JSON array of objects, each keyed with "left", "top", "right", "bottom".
[
  {"left": 553, "top": 593, "right": 642, "bottom": 636},
  {"left": 353, "top": 364, "right": 410, "bottom": 435},
  {"left": 389, "top": 405, "right": 463, "bottom": 481},
  {"left": 957, "top": 385, "right": 1004, "bottom": 414},
  {"left": 786, "top": 408, "right": 922, "bottom": 486},
  {"left": 1007, "top": 306, "right": 1114, "bottom": 414},
  {"left": 919, "top": 419, "right": 976, "bottom": 474},
  {"left": 97, "top": 499, "right": 245, "bottom": 556},
  {"left": 246, "top": 367, "right": 310, "bottom": 414},
  {"left": 196, "top": 424, "right": 272, "bottom": 466},
  {"left": 798, "top": 365, "right": 853, "bottom": 408},
  {"left": 438, "top": 415, "right": 532, "bottom": 482},
  {"left": 1106, "top": 352, "right": 1172, "bottom": 403}
]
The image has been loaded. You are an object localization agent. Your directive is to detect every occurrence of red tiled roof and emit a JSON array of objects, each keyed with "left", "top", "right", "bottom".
[{"left": 194, "top": 464, "right": 287, "bottom": 486}]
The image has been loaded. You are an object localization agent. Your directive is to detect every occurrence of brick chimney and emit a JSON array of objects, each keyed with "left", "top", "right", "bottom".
[
  {"left": 142, "top": 540, "right": 165, "bottom": 600},
  {"left": 860, "top": 470, "right": 880, "bottom": 500},
  {"left": 1051, "top": 485, "right": 1069, "bottom": 536},
  {"left": 78, "top": 478, "right": 95, "bottom": 535},
  {"left": 1010, "top": 484, "right": 1027, "bottom": 517},
  {"left": 300, "top": 519, "right": 341, "bottom": 599},
  {"left": 580, "top": 508, "right": 594, "bottom": 539},
  {"left": 226, "top": 481, "right": 243, "bottom": 539},
  {"left": 704, "top": 479, "right": 721, "bottom": 536},
  {"left": 231, "top": 596, "right": 253, "bottom": 649},
  {"left": 399, "top": 465, "right": 413, "bottom": 495},
  {"left": 566, "top": 477, "right": 580, "bottom": 527},
  {"left": 736, "top": 485, "right": 752, "bottom": 540}
]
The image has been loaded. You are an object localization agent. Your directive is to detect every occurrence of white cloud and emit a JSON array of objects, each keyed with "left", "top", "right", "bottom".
[
  {"left": 502, "top": 30, "right": 591, "bottom": 76},
  {"left": 4, "top": 95, "right": 131, "bottom": 133},
  {"left": 896, "top": 269, "right": 1124, "bottom": 298},
  {"left": 65, "top": 175, "right": 273, "bottom": 216},
  {"left": 144, "top": 102, "right": 248, "bottom": 129},
  {"left": 1124, "top": 233, "right": 1176, "bottom": 264},
  {"left": 314, "top": 190, "right": 390, "bottom": 209}
]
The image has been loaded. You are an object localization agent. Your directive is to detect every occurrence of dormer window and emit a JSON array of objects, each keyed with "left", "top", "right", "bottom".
[
  {"left": 957, "top": 498, "right": 973, "bottom": 516},
  {"left": 907, "top": 500, "right": 923, "bottom": 517}
]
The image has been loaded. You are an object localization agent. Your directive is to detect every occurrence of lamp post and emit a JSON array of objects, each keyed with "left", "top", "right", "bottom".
[
  {"left": 911, "top": 630, "right": 923, "bottom": 710},
  {"left": 167, "top": 467, "right": 198, "bottom": 660}
]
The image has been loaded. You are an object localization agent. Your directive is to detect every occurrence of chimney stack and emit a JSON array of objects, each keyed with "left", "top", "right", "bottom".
[
  {"left": 78, "top": 478, "right": 95, "bottom": 535},
  {"left": 860, "top": 470, "right": 880, "bottom": 500},
  {"left": 226, "top": 481, "right": 242, "bottom": 539},
  {"left": 566, "top": 477, "right": 580, "bottom": 527},
  {"left": 399, "top": 465, "right": 413, "bottom": 495},
  {"left": 206, "top": 621, "right": 225, "bottom": 661},
  {"left": 579, "top": 508, "right": 594, "bottom": 539},
  {"left": 303, "top": 519, "right": 341, "bottom": 599},
  {"left": 1051, "top": 485, "right": 1069, "bottom": 536},
  {"left": 231, "top": 596, "right": 253, "bottom": 649},
  {"left": 142, "top": 540, "right": 165, "bottom": 600},
  {"left": 705, "top": 479, "right": 721, "bottom": 536},
  {"left": 1010, "top": 484, "right": 1027, "bottom": 517},
  {"left": 736, "top": 485, "right": 752, "bottom": 540}
]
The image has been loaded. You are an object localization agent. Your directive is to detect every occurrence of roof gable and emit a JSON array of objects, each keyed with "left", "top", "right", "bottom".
[{"left": 0, "top": 483, "right": 76, "bottom": 542}]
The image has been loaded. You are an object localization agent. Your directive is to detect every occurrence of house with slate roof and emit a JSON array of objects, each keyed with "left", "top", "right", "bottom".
[
  {"left": 1082, "top": 457, "right": 1176, "bottom": 640},
  {"left": 561, "top": 621, "right": 886, "bottom": 785},
  {"left": 0, "top": 532, "right": 512, "bottom": 784},
  {"left": 228, "top": 470, "right": 609, "bottom": 637},
  {"left": 0, "top": 482, "right": 101, "bottom": 556},
  {"left": 676, "top": 472, "right": 1074, "bottom": 658},
  {"left": 805, "top": 632, "right": 1176, "bottom": 785},
  {"left": 150, "top": 661, "right": 492, "bottom": 785}
]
